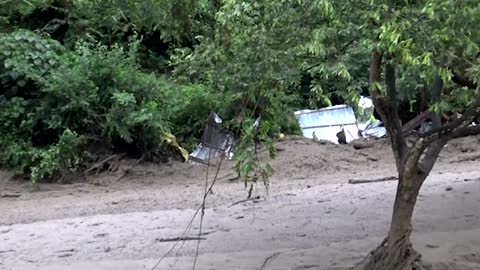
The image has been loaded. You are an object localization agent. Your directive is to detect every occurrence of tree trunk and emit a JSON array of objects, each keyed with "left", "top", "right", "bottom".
[
  {"left": 353, "top": 183, "right": 424, "bottom": 270},
  {"left": 353, "top": 164, "right": 429, "bottom": 270},
  {"left": 358, "top": 51, "right": 443, "bottom": 270},
  {"left": 358, "top": 46, "right": 480, "bottom": 270}
]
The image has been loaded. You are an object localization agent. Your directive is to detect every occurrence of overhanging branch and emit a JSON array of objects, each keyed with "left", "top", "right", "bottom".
[
  {"left": 421, "top": 97, "right": 480, "bottom": 138},
  {"left": 418, "top": 124, "right": 480, "bottom": 173},
  {"left": 451, "top": 124, "right": 480, "bottom": 138},
  {"left": 452, "top": 71, "right": 477, "bottom": 89},
  {"left": 411, "top": 83, "right": 480, "bottom": 174}
]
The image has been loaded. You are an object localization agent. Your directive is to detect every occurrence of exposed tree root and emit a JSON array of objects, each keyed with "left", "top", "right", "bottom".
[
  {"left": 111, "top": 155, "right": 144, "bottom": 184},
  {"left": 83, "top": 153, "right": 125, "bottom": 176},
  {"left": 352, "top": 238, "right": 431, "bottom": 270}
]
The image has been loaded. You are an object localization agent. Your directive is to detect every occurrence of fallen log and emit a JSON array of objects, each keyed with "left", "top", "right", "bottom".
[
  {"left": 1, "top": 193, "right": 21, "bottom": 198},
  {"left": 348, "top": 176, "right": 398, "bottom": 184},
  {"left": 352, "top": 140, "right": 375, "bottom": 150}
]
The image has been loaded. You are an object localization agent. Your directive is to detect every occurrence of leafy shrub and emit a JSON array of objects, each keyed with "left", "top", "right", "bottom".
[
  {"left": 0, "top": 129, "right": 83, "bottom": 184},
  {"left": 0, "top": 30, "right": 73, "bottom": 182},
  {"left": 0, "top": 30, "right": 222, "bottom": 182},
  {"left": 0, "top": 30, "right": 64, "bottom": 98},
  {"left": 263, "top": 91, "right": 302, "bottom": 136},
  {"left": 41, "top": 40, "right": 175, "bottom": 156},
  {"left": 0, "top": 30, "right": 297, "bottom": 184},
  {"left": 168, "top": 84, "right": 224, "bottom": 150},
  {"left": 29, "top": 129, "right": 84, "bottom": 184},
  {"left": 0, "top": 0, "right": 54, "bottom": 25}
]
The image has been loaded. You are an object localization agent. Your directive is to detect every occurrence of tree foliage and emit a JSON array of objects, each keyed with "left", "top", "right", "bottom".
[
  {"left": 2, "top": 0, "right": 480, "bottom": 267},
  {"left": 0, "top": 29, "right": 210, "bottom": 182},
  {"left": 0, "top": 0, "right": 303, "bottom": 183}
]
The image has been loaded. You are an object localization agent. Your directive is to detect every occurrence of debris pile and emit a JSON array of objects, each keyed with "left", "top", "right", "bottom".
[
  {"left": 189, "top": 112, "right": 235, "bottom": 164},
  {"left": 294, "top": 97, "right": 386, "bottom": 144}
]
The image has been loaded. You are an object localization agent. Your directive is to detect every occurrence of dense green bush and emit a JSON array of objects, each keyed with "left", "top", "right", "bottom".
[
  {"left": 168, "top": 84, "right": 224, "bottom": 150},
  {"left": 0, "top": 30, "right": 218, "bottom": 182},
  {"left": 41, "top": 40, "right": 175, "bottom": 154},
  {"left": 0, "top": 30, "right": 64, "bottom": 96},
  {"left": 0, "top": 26, "right": 302, "bottom": 184},
  {"left": 0, "top": 30, "right": 69, "bottom": 182}
]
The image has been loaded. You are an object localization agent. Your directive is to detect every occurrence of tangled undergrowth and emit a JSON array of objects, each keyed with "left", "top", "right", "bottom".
[{"left": 0, "top": 30, "right": 299, "bottom": 184}]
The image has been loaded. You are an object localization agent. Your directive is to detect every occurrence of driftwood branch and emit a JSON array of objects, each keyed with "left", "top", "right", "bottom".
[
  {"left": 348, "top": 176, "right": 398, "bottom": 184},
  {"left": 149, "top": 159, "right": 224, "bottom": 270},
  {"left": 259, "top": 252, "right": 281, "bottom": 270},
  {"left": 156, "top": 237, "right": 206, "bottom": 242},
  {"left": 229, "top": 196, "right": 262, "bottom": 207},
  {"left": 352, "top": 140, "right": 375, "bottom": 150},
  {"left": 1, "top": 193, "right": 21, "bottom": 198}
]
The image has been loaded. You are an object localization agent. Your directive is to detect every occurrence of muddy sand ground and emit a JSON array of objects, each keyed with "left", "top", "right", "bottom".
[{"left": 1, "top": 136, "right": 480, "bottom": 270}]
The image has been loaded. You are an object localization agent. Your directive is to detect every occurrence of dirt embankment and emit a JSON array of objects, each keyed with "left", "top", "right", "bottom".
[{"left": 1, "top": 135, "right": 480, "bottom": 270}]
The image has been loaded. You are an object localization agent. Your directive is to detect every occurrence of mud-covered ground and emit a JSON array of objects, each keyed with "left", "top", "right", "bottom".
[{"left": 1, "top": 136, "right": 480, "bottom": 270}]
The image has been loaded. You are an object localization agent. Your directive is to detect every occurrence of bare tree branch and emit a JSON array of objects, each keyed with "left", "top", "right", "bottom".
[
  {"left": 412, "top": 99, "right": 480, "bottom": 173},
  {"left": 402, "top": 110, "right": 431, "bottom": 136},
  {"left": 405, "top": 98, "right": 480, "bottom": 178},
  {"left": 430, "top": 75, "right": 443, "bottom": 129},
  {"left": 421, "top": 97, "right": 480, "bottom": 138},
  {"left": 384, "top": 63, "right": 408, "bottom": 166},
  {"left": 452, "top": 71, "right": 477, "bottom": 89},
  {"left": 451, "top": 124, "right": 480, "bottom": 138},
  {"left": 369, "top": 51, "right": 383, "bottom": 93},
  {"left": 368, "top": 52, "right": 407, "bottom": 171}
]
